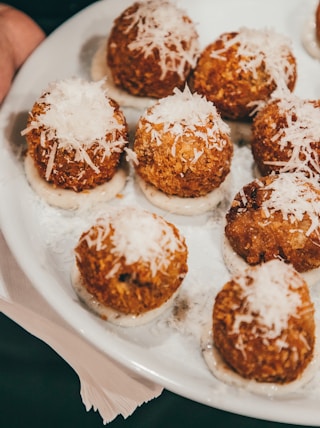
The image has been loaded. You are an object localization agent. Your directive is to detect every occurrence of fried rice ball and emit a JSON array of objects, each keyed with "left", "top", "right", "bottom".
[
  {"left": 212, "top": 260, "right": 315, "bottom": 384},
  {"left": 74, "top": 207, "right": 188, "bottom": 318},
  {"left": 251, "top": 94, "right": 320, "bottom": 179},
  {"left": 224, "top": 173, "right": 320, "bottom": 274},
  {"left": 133, "top": 86, "right": 233, "bottom": 198},
  {"left": 106, "top": 0, "right": 200, "bottom": 99},
  {"left": 192, "top": 28, "right": 297, "bottom": 120},
  {"left": 23, "top": 77, "right": 128, "bottom": 192}
]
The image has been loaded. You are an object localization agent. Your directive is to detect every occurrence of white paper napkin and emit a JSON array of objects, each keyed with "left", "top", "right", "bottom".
[{"left": 0, "top": 231, "right": 163, "bottom": 424}]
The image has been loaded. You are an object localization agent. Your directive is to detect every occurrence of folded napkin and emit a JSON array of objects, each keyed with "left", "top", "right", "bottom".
[{"left": 0, "top": 231, "right": 163, "bottom": 424}]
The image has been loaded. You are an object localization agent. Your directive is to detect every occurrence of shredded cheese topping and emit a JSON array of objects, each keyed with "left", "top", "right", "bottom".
[
  {"left": 210, "top": 27, "right": 295, "bottom": 103},
  {"left": 22, "top": 77, "right": 128, "bottom": 177},
  {"left": 80, "top": 207, "right": 186, "bottom": 277},
  {"left": 264, "top": 92, "right": 320, "bottom": 179},
  {"left": 122, "top": 0, "right": 200, "bottom": 79},
  {"left": 232, "top": 260, "right": 303, "bottom": 341},
  {"left": 139, "top": 86, "right": 230, "bottom": 160},
  {"left": 260, "top": 173, "right": 320, "bottom": 237}
]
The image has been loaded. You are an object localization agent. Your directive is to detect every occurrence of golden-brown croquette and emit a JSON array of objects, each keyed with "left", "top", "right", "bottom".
[
  {"left": 192, "top": 28, "right": 297, "bottom": 120},
  {"left": 213, "top": 260, "right": 315, "bottom": 383},
  {"left": 23, "top": 78, "right": 128, "bottom": 192},
  {"left": 251, "top": 95, "right": 320, "bottom": 179},
  {"left": 225, "top": 173, "right": 320, "bottom": 273},
  {"left": 74, "top": 207, "right": 188, "bottom": 316},
  {"left": 133, "top": 86, "right": 233, "bottom": 198},
  {"left": 107, "top": 0, "right": 200, "bottom": 99}
]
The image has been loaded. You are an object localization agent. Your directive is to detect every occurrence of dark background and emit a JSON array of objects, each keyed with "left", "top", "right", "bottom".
[
  {"left": 5, "top": 0, "right": 94, "bottom": 34},
  {"left": 0, "top": 312, "right": 313, "bottom": 428},
  {"left": 0, "top": 1, "right": 314, "bottom": 427}
]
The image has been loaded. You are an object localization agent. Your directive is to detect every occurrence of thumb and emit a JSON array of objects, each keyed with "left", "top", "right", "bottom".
[{"left": 0, "top": 5, "right": 45, "bottom": 103}]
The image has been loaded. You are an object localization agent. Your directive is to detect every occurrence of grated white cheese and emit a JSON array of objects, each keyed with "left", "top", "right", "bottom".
[
  {"left": 260, "top": 173, "right": 320, "bottom": 236},
  {"left": 81, "top": 219, "right": 110, "bottom": 252},
  {"left": 80, "top": 207, "right": 186, "bottom": 277},
  {"left": 122, "top": 0, "right": 200, "bottom": 79},
  {"left": 124, "top": 147, "right": 139, "bottom": 165},
  {"left": 202, "top": 321, "right": 320, "bottom": 397},
  {"left": 23, "top": 77, "right": 128, "bottom": 177},
  {"left": 45, "top": 141, "right": 57, "bottom": 181},
  {"left": 139, "top": 85, "right": 230, "bottom": 160},
  {"left": 210, "top": 27, "right": 295, "bottom": 102},
  {"left": 263, "top": 92, "right": 320, "bottom": 179},
  {"left": 232, "top": 260, "right": 304, "bottom": 341}
]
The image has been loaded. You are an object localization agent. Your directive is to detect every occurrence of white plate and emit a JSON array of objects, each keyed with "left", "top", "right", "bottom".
[{"left": 1, "top": 0, "right": 320, "bottom": 425}]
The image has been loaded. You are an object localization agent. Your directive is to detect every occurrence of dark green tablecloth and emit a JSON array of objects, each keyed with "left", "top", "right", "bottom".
[
  {"left": 0, "top": 313, "right": 312, "bottom": 428},
  {"left": 0, "top": 2, "right": 316, "bottom": 427}
]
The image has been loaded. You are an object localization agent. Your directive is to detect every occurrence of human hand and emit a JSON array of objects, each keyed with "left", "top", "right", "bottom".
[{"left": 0, "top": 4, "right": 45, "bottom": 104}]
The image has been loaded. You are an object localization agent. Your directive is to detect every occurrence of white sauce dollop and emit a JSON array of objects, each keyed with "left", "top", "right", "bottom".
[
  {"left": 71, "top": 263, "right": 179, "bottom": 327},
  {"left": 91, "top": 39, "right": 154, "bottom": 110},
  {"left": 136, "top": 172, "right": 232, "bottom": 216},
  {"left": 201, "top": 323, "right": 320, "bottom": 398},
  {"left": 302, "top": 12, "right": 320, "bottom": 60},
  {"left": 24, "top": 154, "right": 127, "bottom": 210}
]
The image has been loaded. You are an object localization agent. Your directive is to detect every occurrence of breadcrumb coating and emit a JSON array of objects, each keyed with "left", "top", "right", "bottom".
[
  {"left": 75, "top": 209, "right": 188, "bottom": 316},
  {"left": 251, "top": 97, "right": 320, "bottom": 179},
  {"left": 107, "top": 0, "right": 200, "bottom": 98},
  {"left": 225, "top": 174, "right": 320, "bottom": 272},
  {"left": 213, "top": 262, "right": 315, "bottom": 383},
  {"left": 24, "top": 80, "right": 128, "bottom": 192},
  {"left": 192, "top": 29, "right": 297, "bottom": 120}
]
